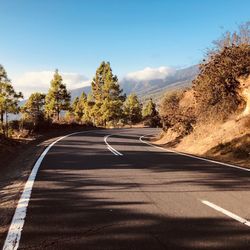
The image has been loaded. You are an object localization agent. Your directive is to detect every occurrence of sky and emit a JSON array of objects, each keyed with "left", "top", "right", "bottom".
[{"left": 1, "top": 0, "right": 250, "bottom": 97}]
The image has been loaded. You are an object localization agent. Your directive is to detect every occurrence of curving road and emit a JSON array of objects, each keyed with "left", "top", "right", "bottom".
[{"left": 3, "top": 128, "right": 250, "bottom": 250}]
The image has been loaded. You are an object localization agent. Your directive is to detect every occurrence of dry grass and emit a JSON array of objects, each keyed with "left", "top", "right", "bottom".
[
  {"left": 155, "top": 116, "right": 250, "bottom": 167},
  {"left": 155, "top": 77, "right": 250, "bottom": 168},
  {"left": 205, "top": 133, "right": 250, "bottom": 167}
]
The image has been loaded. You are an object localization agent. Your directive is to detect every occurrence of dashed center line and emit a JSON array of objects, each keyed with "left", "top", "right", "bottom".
[{"left": 201, "top": 200, "right": 250, "bottom": 227}]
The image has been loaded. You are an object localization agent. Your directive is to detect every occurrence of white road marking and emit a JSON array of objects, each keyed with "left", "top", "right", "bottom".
[
  {"left": 107, "top": 146, "right": 118, "bottom": 155},
  {"left": 201, "top": 200, "right": 250, "bottom": 227},
  {"left": 3, "top": 131, "right": 90, "bottom": 250},
  {"left": 139, "top": 135, "right": 250, "bottom": 172},
  {"left": 104, "top": 135, "right": 123, "bottom": 156}
]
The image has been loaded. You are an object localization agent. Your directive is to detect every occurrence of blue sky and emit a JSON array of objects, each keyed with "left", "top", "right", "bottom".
[{"left": 0, "top": 0, "right": 249, "bottom": 96}]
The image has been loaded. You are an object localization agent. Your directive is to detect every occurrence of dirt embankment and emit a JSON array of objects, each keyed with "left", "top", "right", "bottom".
[
  {"left": 154, "top": 77, "right": 250, "bottom": 168},
  {"left": 0, "top": 126, "right": 95, "bottom": 246}
]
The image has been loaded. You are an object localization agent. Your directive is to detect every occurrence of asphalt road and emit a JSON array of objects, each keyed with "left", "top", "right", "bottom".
[{"left": 4, "top": 128, "right": 250, "bottom": 249}]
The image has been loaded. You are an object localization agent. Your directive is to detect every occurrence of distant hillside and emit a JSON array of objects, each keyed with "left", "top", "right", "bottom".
[
  {"left": 10, "top": 65, "right": 198, "bottom": 121},
  {"left": 70, "top": 65, "right": 199, "bottom": 103},
  {"left": 121, "top": 65, "right": 198, "bottom": 102},
  {"left": 70, "top": 85, "right": 92, "bottom": 100}
]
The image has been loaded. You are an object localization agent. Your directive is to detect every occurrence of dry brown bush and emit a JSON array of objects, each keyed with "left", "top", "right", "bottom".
[
  {"left": 159, "top": 89, "right": 196, "bottom": 136},
  {"left": 193, "top": 44, "right": 250, "bottom": 122}
]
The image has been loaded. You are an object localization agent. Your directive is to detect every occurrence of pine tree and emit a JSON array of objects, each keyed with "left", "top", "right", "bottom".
[
  {"left": 45, "top": 69, "right": 71, "bottom": 121},
  {"left": 0, "top": 65, "right": 23, "bottom": 135},
  {"left": 123, "top": 93, "right": 142, "bottom": 125},
  {"left": 71, "top": 96, "right": 79, "bottom": 122},
  {"left": 91, "top": 62, "right": 106, "bottom": 125},
  {"left": 142, "top": 98, "right": 157, "bottom": 118},
  {"left": 142, "top": 98, "right": 160, "bottom": 127},
  {"left": 82, "top": 93, "right": 95, "bottom": 125},
  {"left": 21, "top": 92, "right": 45, "bottom": 127},
  {"left": 91, "top": 62, "right": 125, "bottom": 126},
  {"left": 71, "top": 92, "right": 87, "bottom": 123}
]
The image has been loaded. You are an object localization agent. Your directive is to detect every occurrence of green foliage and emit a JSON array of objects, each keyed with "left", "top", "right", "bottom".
[
  {"left": 45, "top": 69, "right": 71, "bottom": 121},
  {"left": 83, "top": 98, "right": 95, "bottom": 125},
  {"left": 91, "top": 61, "right": 125, "bottom": 126},
  {"left": 142, "top": 98, "right": 155, "bottom": 118},
  {"left": 142, "top": 98, "right": 161, "bottom": 127},
  {"left": 71, "top": 92, "right": 87, "bottom": 123},
  {"left": 64, "top": 110, "right": 75, "bottom": 124},
  {"left": 123, "top": 93, "right": 142, "bottom": 125},
  {"left": 21, "top": 92, "right": 46, "bottom": 128},
  {"left": 0, "top": 64, "right": 23, "bottom": 136}
]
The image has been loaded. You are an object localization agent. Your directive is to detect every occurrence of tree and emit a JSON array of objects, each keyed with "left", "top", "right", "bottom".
[
  {"left": 159, "top": 89, "right": 195, "bottom": 134},
  {"left": 159, "top": 91, "right": 182, "bottom": 129},
  {"left": 71, "top": 96, "right": 79, "bottom": 115},
  {"left": 71, "top": 92, "right": 87, "bottom": 123},
  {"left": 91, "top": 62, "right": 125, "bottom": 126},
  {"left": 142, "top": 98, "right": 161, "bottom": 127},
  {"left": 142, "top": 98, "right": 157, "bottom": 118},
  {"left": 91, "top": 61, "right": 107, "bottom": 125},
  {"left": 0, "top": 65, "right": 23, "bottom": 135},
  {"left": 21, "top": 92, "right": 45, "bottom": 128},
  {"left": 45, "top": 69, "right": 71, "bottom": 121},
  {"left": 123, "top": 93, "right": 142, "bottom": 125},
  {"left": 82, "top": 93, "right": 95, "bottom": 125}
]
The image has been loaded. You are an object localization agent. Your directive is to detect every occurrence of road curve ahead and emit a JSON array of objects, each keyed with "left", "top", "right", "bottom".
[{"left": 3, "top": 128, "right": 250, "bottom": 250}]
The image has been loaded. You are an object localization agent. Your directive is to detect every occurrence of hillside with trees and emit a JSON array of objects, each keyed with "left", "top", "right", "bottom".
[
  {"left": 0, "top": 66, "right": 23, "bottom": 137},
  {"left": 157, "top": 22, "right": 250, "bottom": 167},
  {"left": 1, "top": 22, "right": 249, "bottom": 168},
  {"left": 70, "top": 65, "right": 199, "bottom": 102},
  {"left": 0, "top": 62, "right": 160, "bottom": 141}
]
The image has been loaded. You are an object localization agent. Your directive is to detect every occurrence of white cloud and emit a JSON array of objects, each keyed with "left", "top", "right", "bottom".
[
  {"left": 124, "top": 66, "right": 175, "bottom": 82},
  {"left": 12, "top": 71, "right": 90, "bottom": 98}
]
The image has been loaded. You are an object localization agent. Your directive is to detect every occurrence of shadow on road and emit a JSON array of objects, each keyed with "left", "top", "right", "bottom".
[
  {"left": 2, "top": 131, "right": 249, "bottom": 250},
  {"left": 16, "top": 132, "right": 250, "bottom": 249}
]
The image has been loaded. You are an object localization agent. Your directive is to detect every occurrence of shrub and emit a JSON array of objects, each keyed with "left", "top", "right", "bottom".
[
  {"left": 159, "top": 89, "right": 196, "bottom": 135},
  {"left": 193, "top": 44, "right": 250, "bottom": 122}
]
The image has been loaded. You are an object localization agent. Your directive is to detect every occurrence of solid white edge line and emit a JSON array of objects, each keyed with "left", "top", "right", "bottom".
[
  {"left": 104, "top": 135, "right": 123, "bottom": 156},
  {"left": 139, "top": 135, "right": 250, "bottom": 172},
  {"left": 2, "top": 131, "right": 91, "bottom": 250},
  {"left": 201, "top": 200, "right": 250, "bottom": 227}
]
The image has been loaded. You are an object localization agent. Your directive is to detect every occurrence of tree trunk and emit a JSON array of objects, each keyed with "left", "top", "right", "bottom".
[
  {"left": 5, "top": 112, "right": 8, "bottom": 137},
  {"left": 0, "top": 112, "right": 3, "bottom": 134},
  {"left": 57, "top": 110, "right": 60, "bottom": 121},
  {"left": 0, "top": 112, "right": 3, "bottom": 124}
]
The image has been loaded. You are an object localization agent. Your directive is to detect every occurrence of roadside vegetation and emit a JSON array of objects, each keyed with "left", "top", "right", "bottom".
[
  {"left": 0, "top": 62, "right": 160, "bottom": 141},
  {"left": 158, "top": 22, "right": 250, "bottom": 167},
  {"left": 1, "top": 22, "right": 249, "bottom": 167}
]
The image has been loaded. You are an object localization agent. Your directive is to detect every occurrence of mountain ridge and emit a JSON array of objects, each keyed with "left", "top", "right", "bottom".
[
  {"left": 70, "top": 65, "right": 199, "bottom": 102},
  {"left": 10, "top": 65, "right": 198, "bottom": 121}
]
